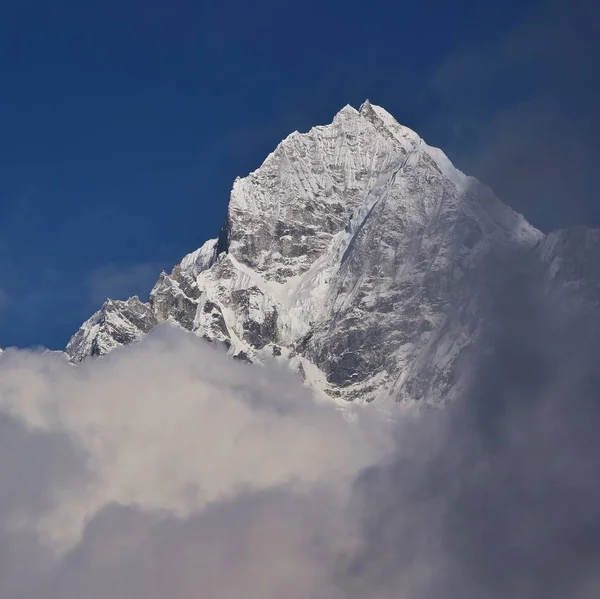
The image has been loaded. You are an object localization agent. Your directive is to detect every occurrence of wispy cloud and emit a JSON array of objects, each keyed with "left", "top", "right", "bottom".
[
  {"left": 429, "top": 0, "right": 600, "bottom": 230},
  {"left": 85, "top": 262, "right": 166, "bottom": 307}
]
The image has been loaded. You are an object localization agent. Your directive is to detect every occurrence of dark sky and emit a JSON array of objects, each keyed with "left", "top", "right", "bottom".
[{"left": 0, "top": 0, "right": 598, "bottom": 349}]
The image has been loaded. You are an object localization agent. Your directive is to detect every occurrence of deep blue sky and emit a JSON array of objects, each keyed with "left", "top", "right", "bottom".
[{"left": 1, "top": 0, "right": 598, "bottom": 349}]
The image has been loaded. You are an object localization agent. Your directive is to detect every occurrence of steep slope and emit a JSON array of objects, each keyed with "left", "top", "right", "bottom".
[{"left": 67, "top": 101, "right": 544, "bottom": 403}]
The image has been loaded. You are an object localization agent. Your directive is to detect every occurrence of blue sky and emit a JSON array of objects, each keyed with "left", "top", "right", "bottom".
[{"left": 0, "top": 0, "right": 597, "bottom": 349}]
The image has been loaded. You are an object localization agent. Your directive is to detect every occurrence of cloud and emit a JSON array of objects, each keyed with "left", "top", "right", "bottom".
[
  {"left": 339, "top": 255, "right": 600, "bottom": 599},
  {"left": 37, "top": 492, "right": 355, "bottom": 599},
  {"left": 0, "top": 411, "right": 88, "bottom": 598},
  {"left": 0, "top": 325, "right": 387, "bottom": 599},
  {"left": 0, "top": 257, "right": 599, "bottom": 599},
  {"left": 429, "top": 0, "right": 600, "bottom": 230},
  {"left": 86, "top": 262, "right": 165, "bottom": 306}
]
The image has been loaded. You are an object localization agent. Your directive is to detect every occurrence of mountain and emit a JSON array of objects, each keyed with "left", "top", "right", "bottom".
[{"left": 65, "top": 101, "right": 597, "bottom": 404}]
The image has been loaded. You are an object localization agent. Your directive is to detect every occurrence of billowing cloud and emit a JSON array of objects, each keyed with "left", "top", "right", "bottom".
[
  {"left": 1, "top": 263, "right": 600, "bottom": 599},
  {"left": 0, "top": 325, "right": 387, "bottom": 599},
  {"left": 339, "top": 260, "right": 600, "bottom": 599}
]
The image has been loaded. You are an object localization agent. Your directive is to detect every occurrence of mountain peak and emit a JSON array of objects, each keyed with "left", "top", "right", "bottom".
[
  {"left": 359, "top": 99, "right": 372, "bottom": 114},
  {"left": 332, "top": 103, "right": 360, "bottom": 122},
  {"left": 65, "top": 101, "right": 550, "bottom": 404}
]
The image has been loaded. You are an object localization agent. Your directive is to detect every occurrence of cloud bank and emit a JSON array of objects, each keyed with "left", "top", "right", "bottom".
[
  {"left": 341, "top": 263, "right": 600, "bottom": 599},
  {"left": 0, "top": 326, "right": 386, "bottom": 599},
  {"left": 1, "top": 263, "right": 600, "bottom": 599}
]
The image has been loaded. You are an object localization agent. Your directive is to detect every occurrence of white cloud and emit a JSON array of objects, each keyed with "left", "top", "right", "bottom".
[
  {"left": 0, "top": 325, "right": 388, "bottom": 599},
  {"left": 1, "top": 281, "right": 599, "bottom": 599}
]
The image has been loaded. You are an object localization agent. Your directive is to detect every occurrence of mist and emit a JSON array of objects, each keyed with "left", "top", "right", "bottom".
[
  {"left": 431, "top": 0, "right": 600, "bottom": 230},
  {"left": 1, "top": 259, "right": 599, "bottom": 598},
  {"left": 340, "top": 258, "right": 600, "bottom": 598}
]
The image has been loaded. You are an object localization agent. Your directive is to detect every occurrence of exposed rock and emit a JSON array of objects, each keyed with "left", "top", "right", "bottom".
[{"left": 66, "top": 102, "right": 599, "bottom": 405}]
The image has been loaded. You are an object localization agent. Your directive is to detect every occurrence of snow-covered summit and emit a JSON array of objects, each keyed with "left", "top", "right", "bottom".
[{"left": 67, "top": 101, "right": 572, "bottom": 404}]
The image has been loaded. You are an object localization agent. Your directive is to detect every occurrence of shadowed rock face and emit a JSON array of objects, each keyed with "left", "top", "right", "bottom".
[{"left": 65, "top": 102, "right": 599, "bottom": 404}]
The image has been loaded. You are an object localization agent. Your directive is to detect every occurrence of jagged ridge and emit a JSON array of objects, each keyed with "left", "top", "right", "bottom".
[{"left": 65, "top": 101, "right": 598, "bottom": 404}]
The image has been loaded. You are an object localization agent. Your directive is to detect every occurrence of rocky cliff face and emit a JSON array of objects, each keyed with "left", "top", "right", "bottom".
[{"left": 67, "top": 101, "right": 599, "bottom": 404}]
